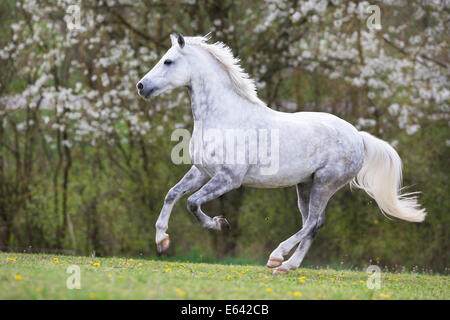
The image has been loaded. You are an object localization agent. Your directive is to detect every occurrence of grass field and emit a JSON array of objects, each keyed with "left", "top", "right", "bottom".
[{"left": 0, "top": 252, "right": 448, "bottom": 299}]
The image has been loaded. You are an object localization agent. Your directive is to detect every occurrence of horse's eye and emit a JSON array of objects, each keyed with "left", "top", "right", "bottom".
[{"left": 164, "top": 59, "right": 173, "bottom": 65}]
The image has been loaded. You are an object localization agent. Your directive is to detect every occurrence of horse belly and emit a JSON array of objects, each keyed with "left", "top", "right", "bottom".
[
  {"left": 242, "top": 144, "right": 318, "bottom": 188},
  {"left": 242, "top": 167, "right": 314, "bottom": 188}
]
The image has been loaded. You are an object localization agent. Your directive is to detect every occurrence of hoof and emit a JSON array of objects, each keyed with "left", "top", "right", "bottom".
[
  {"left": 273, "top": 267, "right": 289, "bottom": 275},
  {"left": 266, "top": 258, "right": 283, "bottom": 268},
  {"left": 213, "top": 216, "right": 230, "bottom": 230},
  {"left": 157, "top": 237, "right": 170, "bottom": 253}
]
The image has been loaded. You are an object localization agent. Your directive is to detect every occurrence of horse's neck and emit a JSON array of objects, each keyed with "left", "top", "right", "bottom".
[
  {"left": 189, "top": 76, "right": 232, "bottom": 122},
  {"left": 188, "top": 59, "right": 261, "bottom": 126}
]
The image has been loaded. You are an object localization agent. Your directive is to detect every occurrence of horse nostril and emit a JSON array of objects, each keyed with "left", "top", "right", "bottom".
[{"left": 137, "top": 82, "right": 144, "bottom": 90}]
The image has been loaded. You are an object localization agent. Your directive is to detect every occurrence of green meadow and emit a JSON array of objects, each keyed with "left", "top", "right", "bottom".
[{"left": 1, "top": 253, "right": 447, "bottom": 300}]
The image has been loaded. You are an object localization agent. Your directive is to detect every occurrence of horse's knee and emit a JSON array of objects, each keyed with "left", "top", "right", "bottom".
[
  {"left": 166, "top": 184, "right": 185, "bottom": 204},
  {"left": 187, "top": 198, "right": 199, "bottom": 213},
  {"left": 165, "top": 189, "right": 177, "bottom": 204}
]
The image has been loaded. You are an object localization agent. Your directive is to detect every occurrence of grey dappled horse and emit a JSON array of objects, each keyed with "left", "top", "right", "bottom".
[{"left": 137, "top": 34, "right": 426, "bottom": 274}]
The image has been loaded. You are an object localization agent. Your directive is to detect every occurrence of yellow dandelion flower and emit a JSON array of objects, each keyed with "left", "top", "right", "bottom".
[
  {"left": 299, "top": 276, "right": 306, "bottom": 280},
  {"left": 165, "top": 268, "right": 172, "bottom": 272},
  {"left": 227, "top": 275, "right": 232, "bottom": 280},
  {"left": 89, "top": 260, "right": 93, "bottom": 263},
  {"left": 137, "top": 262, "right": 143, "bottom": 266},
  {"left": 266, "top": 288, "right": 272, "bottom": 293},
  {"left": 14, "top": 275, "right": 22, "bottom": 280},
  {"left": 88, "top": 293, "right": 96, "bottom": 299},
  {"left": 294, "top": 291, "right": 301, "bottom": 297},
  {"left": 287, "top": 291, "right": 292, "bottom": 295},
  {"left": 175, "top": 288, "right": 186, "bottom": 296},
  {"left": 92, "top": 262, "right": 100, "bottom": 267},
  {"left": 185, "top": 270, "right": 190, "bottom": 273},
  {"left": 7, "top": 257, "right": 16, "bottom": 261},
  {"left": 359, "top": 280, "right": 365, "bottom": 284},
  {"left": 300, "top": 279, "right": 305, "bottom": 283},
  {"left": 199, "top": 272, "right": 204, "bottom": 275},
  {"left": 129, "top": 259, "right": 134, "bottom": 262},
  {"left": 107, "top": 274, "right": 112, "bottom": 278}
]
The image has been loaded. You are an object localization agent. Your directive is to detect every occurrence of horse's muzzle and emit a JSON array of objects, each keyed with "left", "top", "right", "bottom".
[{"left": 136, "top": 81, "right": 157, "bottom": 99}]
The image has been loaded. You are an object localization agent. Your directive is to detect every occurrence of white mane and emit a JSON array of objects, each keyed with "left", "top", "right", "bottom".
[{"left": 184, "top": 35, "right": 265, "bottom": 106}]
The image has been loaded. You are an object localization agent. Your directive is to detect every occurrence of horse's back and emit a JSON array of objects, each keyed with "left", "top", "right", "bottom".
[
  {"left": 243, "top": 110, "right": 364, "bottom": 188},
  {"left": 283, "top": 111, "right": 358, "bottom": 131}
]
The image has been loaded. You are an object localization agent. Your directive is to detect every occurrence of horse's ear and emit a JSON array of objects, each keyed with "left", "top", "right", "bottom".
[{"left": 177, "top": 33, "right": 185, "bottom": 48}]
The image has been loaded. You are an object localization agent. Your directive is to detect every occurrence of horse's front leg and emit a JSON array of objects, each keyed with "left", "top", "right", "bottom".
[
  {"left": 155, "top": 166, "right": 209, "bottom": 253},
  {"left": 187, "top": 168, "right": 245, "bottom": 230}
]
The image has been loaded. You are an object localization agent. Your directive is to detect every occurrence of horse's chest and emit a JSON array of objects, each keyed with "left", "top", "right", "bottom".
[
  {"left": 189, "top": 129, "right": 220, "bottom": 171},
  {"left": 189, "top": 130, "right": 217, "bottom": 168}
]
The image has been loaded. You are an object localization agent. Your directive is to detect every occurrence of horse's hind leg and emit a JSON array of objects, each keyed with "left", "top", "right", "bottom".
[
  {"left": 266, "top": 182, "right": 311, "bottom": 268},
  {"left": 274, "top": 182, "right": 335, "bottom": 274},
  {"left": 268, "top": 180, "right": 335, "bottom": 273},
  {"left": 270, "top": 165, "right": 356, "bottom": 274}
]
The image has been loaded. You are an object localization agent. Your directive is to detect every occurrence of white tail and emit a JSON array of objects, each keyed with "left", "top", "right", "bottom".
[{"left": 351, "top": 131, "right": 426, "bottom": 222}]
